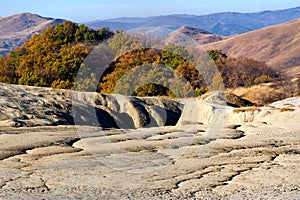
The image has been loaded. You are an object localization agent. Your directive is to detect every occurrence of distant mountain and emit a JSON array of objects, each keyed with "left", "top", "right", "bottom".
[
  {"left": 2, "top": 6, "right": 300, "bottom": 56},
  {"left": 169, "top": 26, "right": 226, "bottom": 45},
  {"left": 0, "top": 13, "right": 64, "bottom": 56},
  {"left": 204, "top": 18, "right": 300, "bottom": 76},
  {"left": 86, "top": 6, "right": 300, "bottom": 36}
]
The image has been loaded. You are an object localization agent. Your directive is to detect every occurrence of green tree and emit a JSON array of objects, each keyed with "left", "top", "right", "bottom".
[{"left": 208, "top": 49, "right": 227, "bottom": 61}]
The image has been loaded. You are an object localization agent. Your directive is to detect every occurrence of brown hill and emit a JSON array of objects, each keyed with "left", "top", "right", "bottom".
[
  {"left": 0, "top": 13, "right": 64, "bottom": 55},
  {"left": 204, "top": 18, "right": 300, "bottom": 76},
  {"left": 169, "top": 26, "right": 226, "bottom": 45}
]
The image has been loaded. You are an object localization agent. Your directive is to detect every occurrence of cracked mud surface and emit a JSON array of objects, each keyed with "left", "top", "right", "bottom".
[
  {"left": 0, "top": 83, "right": 299, "bottom": 199},
  {"left": 0, "top": 121, "right": 299, "bottom": 199}
]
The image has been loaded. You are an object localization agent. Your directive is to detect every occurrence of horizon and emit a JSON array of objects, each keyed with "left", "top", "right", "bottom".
[{"left": 1, "top": 0, "right": 300, "bottom": 22}]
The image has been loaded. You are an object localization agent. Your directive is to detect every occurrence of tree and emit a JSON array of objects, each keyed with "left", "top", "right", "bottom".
[
  {"left": 0, "top": 48, "right": 23, "bottom": 83},
  {"left": 212, "top": 52, "right": 277, "bottom": 88},
  {"left": 0, "top": 21, "right": 113, "bottom": 89},
  {"left": 208, "top": 49, "right": 227, "bottom": 61}
]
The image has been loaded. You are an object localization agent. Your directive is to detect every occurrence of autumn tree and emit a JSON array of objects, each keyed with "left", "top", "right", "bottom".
[{"left": 0, "top": 21, "right": 113, "bottom": 89}]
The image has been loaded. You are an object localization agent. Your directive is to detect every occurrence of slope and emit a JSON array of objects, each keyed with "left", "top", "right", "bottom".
[
  {"left": 169, "top": 26, "right": 226, "bottom": 45},
  {"left": 204, "top": 18, "right": 300, "bottom": 75},
  {"left": 0, "top": 13, "right": 64, "bottom": 55}
]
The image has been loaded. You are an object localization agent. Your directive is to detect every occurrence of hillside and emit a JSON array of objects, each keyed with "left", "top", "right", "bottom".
[
  {"left": 169, "top": 26, "right": 226, "bottom": 45},
  {"left": 204, "top": 18, "right": 300, "bottom": 75},
  {"left": 0, "top": 13, "right": 64, "bottom": 55},
  {"left": 0, "top": 22, "right": 277, "bottom": 98},
  {"left": 2, "top": 6, "right": 300, "bottom": 54},
  {"left": 86, "top": 6, "right": 300, "bottom": 36}
]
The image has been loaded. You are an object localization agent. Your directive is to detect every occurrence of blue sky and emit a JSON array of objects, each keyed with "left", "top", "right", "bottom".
[{"left": 1, "top": 0, "right": 300, "bottom": 22}]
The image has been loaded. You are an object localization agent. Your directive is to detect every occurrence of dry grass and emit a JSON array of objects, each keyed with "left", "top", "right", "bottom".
[
  {"left": 169, "top": 26, "right": 227, "bottom": 45},
  {"left": 204, "top": 18, "right": 300, "bottom": 74},
  {"left": 283, "top": 103, "right": 295, "bottom": 107},
  {"left": 233, "top": 107, "right": 261, "bottom": 114},
  {"left": 227, "top": 82, "right": 297, "bottom": 106},
  {"left": 280, "top": 108, "right": 295, "bottom": 112}
]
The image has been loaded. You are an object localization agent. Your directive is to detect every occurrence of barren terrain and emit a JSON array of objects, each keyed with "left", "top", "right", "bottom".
[{"left": 0, "top": 83, "right": 299, "bottom": 199}]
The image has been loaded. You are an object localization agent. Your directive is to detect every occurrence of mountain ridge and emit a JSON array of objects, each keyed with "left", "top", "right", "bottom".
[
  {"left": 86, "top": 6, "right": 300, "bottom": 36},
  {"left": 1, "top": 6, "right": 300, "bottom": 56}
]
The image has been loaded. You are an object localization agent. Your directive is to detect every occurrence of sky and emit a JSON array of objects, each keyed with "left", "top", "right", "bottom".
[{"left": 1, "top": 0, "right": 300, "bottom": 22}]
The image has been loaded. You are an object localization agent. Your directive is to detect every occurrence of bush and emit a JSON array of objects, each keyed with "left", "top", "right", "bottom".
[
  {"left": 51, "top": 79, "right": 73, "bottom": 89},
  {"left": 214, "top": 56, "right": 278, "bottom": 88}
]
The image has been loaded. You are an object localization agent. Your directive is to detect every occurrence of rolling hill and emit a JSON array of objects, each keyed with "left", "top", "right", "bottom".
[
  {"left": 0, "top": 13, "right": 64, "bottom": 56},
  {"left": 168, "top": 26, "right": 226, "bottom": 45},
  {"left": 1, "top": 6, "right": 300, "bottom": 58},
  {"left": 204, "top": 18, "right": 300, "bottom": 76},
  {"left": 86, "top": 6, "right": 300, "bottom": 36}
]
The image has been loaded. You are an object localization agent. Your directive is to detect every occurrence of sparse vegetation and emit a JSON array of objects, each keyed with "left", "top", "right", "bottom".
[
  {"left": 283, "top": 103, "right": 295, "bottom": 107},
  {"left": 279, "top": 107, "right": 295, "bottom": 112},
  {"left": 227, "top": 79, "right": 299, "bottom": 106},
  {"left": 233, "top": 107, "right": 261, "bottom": 113},
  {"left": 214, "top": 55, "right": 278, "bottom": 88}
]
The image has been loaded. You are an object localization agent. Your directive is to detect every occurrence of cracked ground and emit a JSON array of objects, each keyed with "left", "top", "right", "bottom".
[{"left": 0, "top": 121, "right": 299, "bottom": 199}]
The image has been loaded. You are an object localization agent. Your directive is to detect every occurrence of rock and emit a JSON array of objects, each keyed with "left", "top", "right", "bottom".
[
  {"left": 72, "top": 92, "right": 183, "bottom": 129},
  {"left": 177, "top": 92, "right": 230, "bottom": 126},
  {"left": 226, "top": 93, "right": 255, "bottom": 107},
  {"left": 0, "top": 83, "right": 183, "bottom": 128}
]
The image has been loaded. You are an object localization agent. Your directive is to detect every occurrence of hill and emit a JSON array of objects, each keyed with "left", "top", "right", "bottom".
[
  {"left": 204, "top": 18, "right": 300, "bottom": 75},
  {"left": 2, "top": 7, "right": 300, "bottom": 54},
  {"left": 86, "top": 6, "right": 300, "bottom": 36},
  {"left": 0, "top": 13, "right": 65, "bottom": 56},
  {"left": 168, "top": 26, "right": 226, "bottom": 45},
  {"left": 0, "top": 24, "right": 277, "bottom": 99}
]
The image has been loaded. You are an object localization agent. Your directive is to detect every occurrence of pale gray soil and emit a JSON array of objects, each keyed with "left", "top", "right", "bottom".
[
  {"left": 0, "top": 83, "right": 299, "bottom": 199},
  {"left": 0, "top": 122, "right": 299, "bottom": 199}
]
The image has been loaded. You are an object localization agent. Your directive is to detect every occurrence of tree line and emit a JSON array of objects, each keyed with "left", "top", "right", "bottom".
[{"left": 0, "top": 22, "right": 278, "bottom": 97}]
